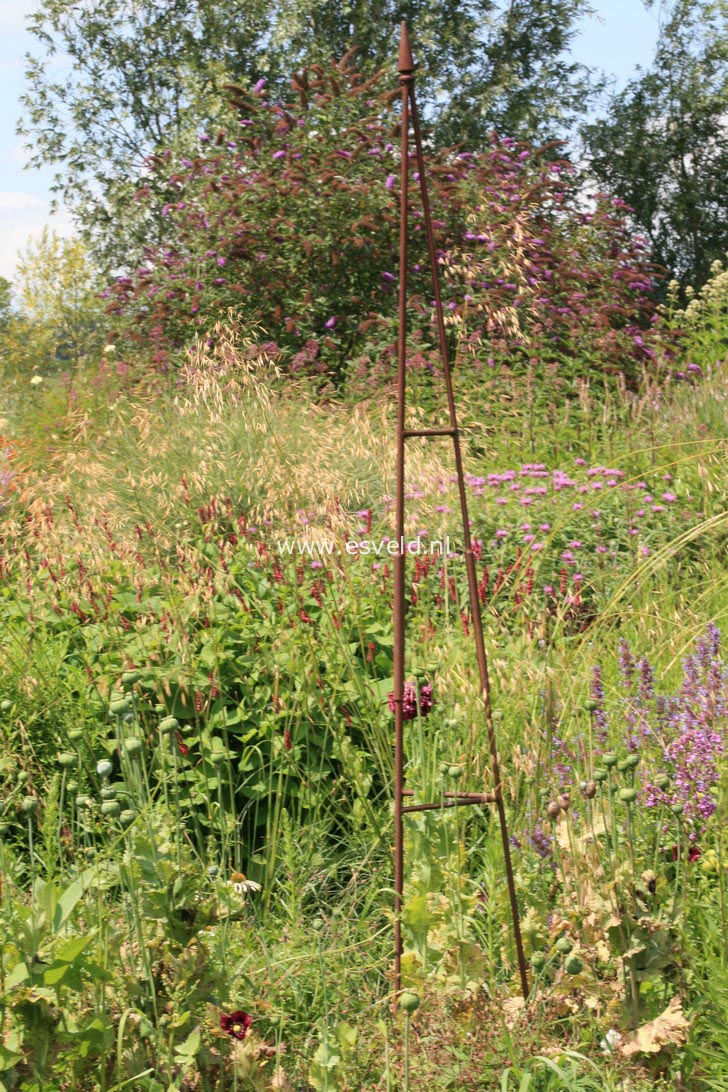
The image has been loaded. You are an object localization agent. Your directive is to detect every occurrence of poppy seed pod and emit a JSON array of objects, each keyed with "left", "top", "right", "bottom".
[
  {"left": 121, "top": 670, "right": 141, "bottom": 689},
  {"left": 57, "top": 752, "right": 78, "bottom": 769},
  {"left": 546, "top": 800, "right": 561, "bottom": 820},
  {"left": 619, "top": 788, "right": 637, "bottom": 804},
  {"left": 109, "top": 697, "right": 133, "bottom": 717},
  {"left": 21, "top": 796, "right": 38, "bottom": 815},
  {"left": 603, "top": 753, "right": 618, "bottom": 768},
  {"left": 557, "top": 793, "right": 571, "bottom": 811},
  {"left": 564, "top": 954, "right": 583, "bottom": 975},
  {"left": 583, "top": 780, "right": 598, "bottom": 799},
  {"left": 592, "top": 769, "right": 608, "bottom": 782},
  {"left": 100, "top": 800, "right": 121, "bottom": 817},
  {"left": 124, "top": 738, "right": 143, "bottom": 758},
  {"left": 159, "top": 716, "right": 179, "bottom": 735},
  {"left": 96, "top": 760, "right": 113, "bottom": 779},
  {"left": 400, "top": 991, "right": 420, "bottom": 1014}
]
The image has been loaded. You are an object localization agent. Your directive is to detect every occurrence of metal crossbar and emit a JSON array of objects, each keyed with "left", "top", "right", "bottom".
[{"left": 391, "top": 22, "right": 529, "bottom": 1006}]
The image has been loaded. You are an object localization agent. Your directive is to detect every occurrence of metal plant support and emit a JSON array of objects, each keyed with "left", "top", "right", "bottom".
[{"left": 392, "top": 22, "right": 529, "bottom": 1004}]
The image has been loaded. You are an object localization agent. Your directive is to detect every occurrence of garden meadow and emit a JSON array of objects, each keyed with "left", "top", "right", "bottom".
[{"left": 0, "top": 34, "right": 727, "bottom": 1092}]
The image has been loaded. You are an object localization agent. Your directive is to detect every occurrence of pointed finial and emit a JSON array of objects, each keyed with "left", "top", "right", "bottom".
[{"left": 398, "top": 21, "right": 414, "bottom": 75}]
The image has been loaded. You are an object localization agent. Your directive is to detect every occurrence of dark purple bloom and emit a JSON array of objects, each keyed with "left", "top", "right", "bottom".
[
  {"left": 220, "top": 1010, "right": 252, "bottom": 1040},
  {"left": 388, "top": 681, "right": 433, "bottom": 720}
]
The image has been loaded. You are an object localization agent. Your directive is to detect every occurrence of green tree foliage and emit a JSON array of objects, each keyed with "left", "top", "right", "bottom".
[
  {"left": 582, "top": 0, "right": 728, "bottom": 287},
  {"left": 105, "top": 59, "right": 667, "bottom": 387},
  {"left": 20, "top": 0, "right": 597, "bottom": 268},
  {"left": 0, "top": 229, "right": 106, "bottom": 376},
  {"left": 0, "top": 279, "right": 12, "bottom": 332}
]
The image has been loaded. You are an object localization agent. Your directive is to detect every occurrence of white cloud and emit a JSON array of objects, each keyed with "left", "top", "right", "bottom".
[
  {"left": 0, "top": 194, "right": 75, "bottom": 281},
  {"left": 0, "top": 190, "right": 44, "bottom": 212}
]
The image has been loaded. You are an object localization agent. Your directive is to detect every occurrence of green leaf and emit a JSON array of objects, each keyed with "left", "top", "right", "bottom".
[{"left": 55, "top": 933, "right": 93, "bottom": 963}]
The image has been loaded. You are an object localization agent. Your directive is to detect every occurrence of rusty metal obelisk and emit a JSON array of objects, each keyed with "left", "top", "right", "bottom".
[{"left": 391, "top": 21, "right": 529, "bottom": 1005}]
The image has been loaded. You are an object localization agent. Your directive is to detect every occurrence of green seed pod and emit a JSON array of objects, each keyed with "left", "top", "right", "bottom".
[
  {"left": 159, "top": 716, "right": 179, "bottom": 736},
  {"left": 119, "top": 809, "right": 136, "bottom": 828},
  {"left": 96, "top": 760, "right": 113, "bottom": 779},
  {"left": 68, "top": 728, "right": 84, "bottom": 743},
  {"left": 21, "top": 796, "right": 38, "bottom": 815},
  {"left": 411, "top": 668, "right": 427, "bottom": 682},
  {"left": 448, "top": 765, "right": 463, "bottom": 780},
  {"left": 603, "top": 753, "right": 618, "bottom": 769},
  {"left": 124, "top": 738, "right": 143, "bottom": 758},
  {"left": 75, "top": 795, "right": 93, "bottom": 809},
  {"left": 100, "top": 800, "right": 121, "bottom": 817},
  {"left": 209, "top": 751, "right": 227, "bottom": 766},
  {"left": 625, "top": 754, "right": 640, "bottom": 769},
  {"left": 67, "top": 780, "right": 78, "bottom": 794},
  {"left": 100, "top": 785, "right": 117, "bottom": 801},
  {"left": 17, "top": 771, "right": 28, "bottom": 786},
  {"left": 57, "top": 752, "right": 78, "bottom": 769},
  {"left": 670, "top": 803, "right": 685, "bottom": 816},
  {"left": 121, "top": 670, "right": 141, "bottom": 689},
  {"left": 592, "top": 768, "right": 608, "bottom": 783},
  {"left": 400, "top": 991, "right": 420, "bottom": 1014},
  {"left": 584, "top": 699, "right": 599, "bottom": 712},
  {"left": 617, "top": 759, "right": 631, "bottom": 773},
  {"left": 109, "top": 697, "right": 133, "bottom": 717},
  {"left": 531, "top": 952, "right": 547, "bottom": 970},
  {"left": 555, "top": 936, "right": 573, "bottom": 954},
  {"left": 619, "top": 788, "right": 638, "bottom": 804},
  {"left": 0, "top": 699, "right": 13, "bottom": 713},
  {"left": 655, "top": 774, "right": 670, "bottom": 791},
  {"left": 443, "top": 718, "right": 458, "bottom": 729},
  {"left": 564, "top": 955, "right": 583, "bottom": 975}
]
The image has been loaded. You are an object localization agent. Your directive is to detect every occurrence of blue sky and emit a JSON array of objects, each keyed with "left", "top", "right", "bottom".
[{"left": 0, "top": 0, "right": 662, "bottom": 281}]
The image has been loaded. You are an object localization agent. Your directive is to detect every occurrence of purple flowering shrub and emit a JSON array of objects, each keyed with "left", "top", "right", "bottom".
[{"left": 105, "top": 57, "right": 671, "bottom": 386}]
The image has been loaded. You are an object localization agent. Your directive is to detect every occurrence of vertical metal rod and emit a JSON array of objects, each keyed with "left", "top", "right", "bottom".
[
  {"left": 392, "top": 24, "right": 414, "bottom": 1008},
  {"left": 394, "top": 21, "right": 529, "bottom": 1001}
]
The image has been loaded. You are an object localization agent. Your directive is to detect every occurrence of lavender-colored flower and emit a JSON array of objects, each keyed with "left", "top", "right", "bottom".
[
  {"left": 590, "top": 665, "right": 608, "bottom": 744},
  {"left": 526, "top": 820, "right": 553, "bottom": 859}
]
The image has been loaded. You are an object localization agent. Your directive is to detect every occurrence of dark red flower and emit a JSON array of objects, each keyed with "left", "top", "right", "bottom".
[
  {"left": 671, "top": 844, "right": 702, "bottom": 862},
  {"left": 220, "top": 1010, "right": 252, "bottom": 1040}
]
